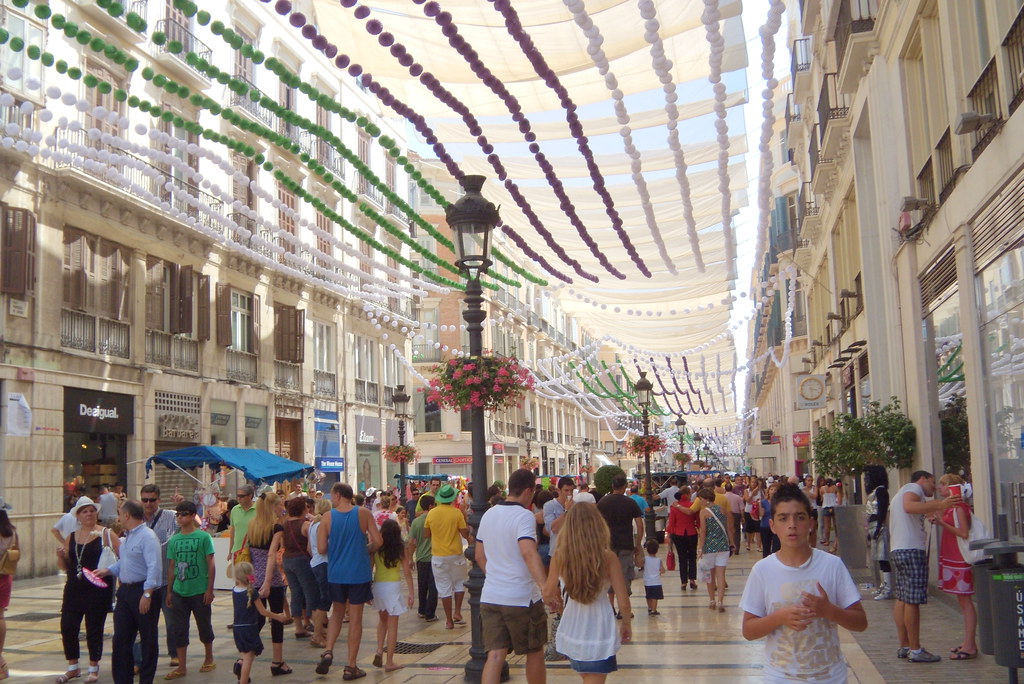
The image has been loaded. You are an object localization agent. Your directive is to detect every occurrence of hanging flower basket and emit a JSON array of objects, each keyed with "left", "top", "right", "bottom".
[
  {"left": 673, "top": 452, "right": 691, "bottom": 466},
  {"left": 383, "top": 444, "right": 419, "bottom": 464},
  {"left": 625, "top": 434, "right": 667, "bottom": 457},
  {"left": 520, "top": 456, "right": 539, "bottom": 470},
  {"left": 427, "top": 355, "right": 534, "bottom": 413}
]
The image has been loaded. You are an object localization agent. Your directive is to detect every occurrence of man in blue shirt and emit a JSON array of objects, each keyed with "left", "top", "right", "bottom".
[
  {"left": 97, "top": 500, "right": 163, "bottom": 684},
  {"left": 629, "top": 485, "right": 649, "bottom": 514}
]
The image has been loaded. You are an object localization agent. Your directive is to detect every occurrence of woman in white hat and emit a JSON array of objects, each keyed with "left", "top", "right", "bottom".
[{"left": 55, "top": 497, "right": 120, "bottom": 683}]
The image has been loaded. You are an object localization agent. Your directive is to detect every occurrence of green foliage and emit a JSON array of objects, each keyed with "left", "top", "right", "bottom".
[
  {"left": 939, "top": 396, "right": 971, "bottom": 476},
  {"left": 593, "top": 465, "right": 625, "bottom": 495},
  {"left": 811, "top": 397, "right": 916, "bottom": 476}
]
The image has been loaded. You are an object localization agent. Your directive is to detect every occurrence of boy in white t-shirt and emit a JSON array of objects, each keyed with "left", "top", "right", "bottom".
[
  {"left": 642, "top": 539, "right": 665, "bottom": 616},
  {"left": 740, "top": 483, "right": 867, "bottom": 683}
]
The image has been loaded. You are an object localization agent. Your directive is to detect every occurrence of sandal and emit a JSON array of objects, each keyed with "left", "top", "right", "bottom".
[
  {"left": 342, "top": 665, "right": 367, "bottom": 681},
  {"left": 315, "top": 651, "right": 333, "bottom": 676},
  {"left": 0, "top": 661, "right": 7, "bottom": 682},
  {"left": 372, "top": 653, "right": 383, "bottom": 668},
  {"left": 950, "top": 650, "right": 977, "bottom": 660},
  {"left": 270, "top": 661, "right": 292, "bottom": 676},
  {"left": 294, "top": 631, "right": 311, "bottom": 639},
  {"left": 85, "top": 667, "right": 100, "bottom": 684},
  {"left": 56, "top": 669, "right": 81, "bottom": 684},
  {"left": 164, "top": 670, "right": 187, "bottom": 680},
  {"left": 310, "top": 638, "right": 326, "bottom": 648},
  {"left": 234, "top": 660, "right": 242, "bottom": 679},
  {"left": 200, "top": 662, "right": 217, "bottom": 673}
]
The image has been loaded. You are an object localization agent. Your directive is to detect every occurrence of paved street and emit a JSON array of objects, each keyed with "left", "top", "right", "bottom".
[{"left": 2, "top": 549, "right": 1012, "bottom": 683}]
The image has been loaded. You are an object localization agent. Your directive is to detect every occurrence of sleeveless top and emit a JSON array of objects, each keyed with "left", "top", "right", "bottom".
[
  {"left": 281, "top": 519, "right": 309, "bottom": 559},
  {"left": 249, "top": 524, "right": 285, "bottom": 588},
  {"left": 702, "top": 507, "right": 730, "bottom": 553},
  {"left": 232, "top": 587, "right": 260, "bottom": 627},
  {"left": 327, "top": 508, "right": 372, "bottom": 584},
  {"left": 309, "top": 521, "right": 328, "bottom": 568},
  {"left": 822, "top": 491, "right": 838, "bottom": 508},
  {"left": 373, "top": 552, "right": 401, "bottom": 583},
  {"left": 63, "top": 533, "right": 114, "bottom": 610},
  {"left": 556, "top": 581, "right": 619, "bottom": 661}
]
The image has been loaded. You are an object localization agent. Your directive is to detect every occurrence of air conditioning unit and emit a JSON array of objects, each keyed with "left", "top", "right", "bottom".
[{"left": 897, "top": 211, "right": 912, "bottom": 234}]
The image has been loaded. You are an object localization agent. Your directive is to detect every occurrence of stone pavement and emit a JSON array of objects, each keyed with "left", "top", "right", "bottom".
[{"left": 0, "top": 549, "right": 1011, "bottom": 683}]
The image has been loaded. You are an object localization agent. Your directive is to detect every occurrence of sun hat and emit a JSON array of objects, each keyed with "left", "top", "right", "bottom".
[
  {"left": 70, "top": 496, "right": 98, "bottom": 516},
  {"left": 365, "top": 487, "right": 378, "bottom": 497},
  {"left": 436, "top": 484, "right": 458, "bottom": 504},
  {"left": 573, "top": 491, "right": 596, "bottom": 504}
]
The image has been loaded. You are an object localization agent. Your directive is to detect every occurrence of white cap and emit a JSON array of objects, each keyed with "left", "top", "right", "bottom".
[{"left": 573, "top": 492, "right": 596, "bottom": 504}]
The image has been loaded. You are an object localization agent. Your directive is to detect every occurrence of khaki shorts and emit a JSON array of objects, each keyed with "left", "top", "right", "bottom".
[
  {"left": 431, "top": 554, "right": 468, "bottom": 599},
  {"left": 481, "top": 600, "right": 548, "bottom": 655}
]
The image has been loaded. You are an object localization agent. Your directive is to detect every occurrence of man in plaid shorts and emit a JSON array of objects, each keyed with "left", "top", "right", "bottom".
[{"left": 888, "top": 470, "right": 961, "bottom": 663}]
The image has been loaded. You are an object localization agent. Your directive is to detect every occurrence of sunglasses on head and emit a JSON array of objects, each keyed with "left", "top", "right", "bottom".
[{"left": 141, "top": 497, "right": 158, "bottom": 503}]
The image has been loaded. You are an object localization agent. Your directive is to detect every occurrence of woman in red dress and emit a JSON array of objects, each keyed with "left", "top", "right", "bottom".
[{"left": 929, "top": 473, "right": 977, "bottom": 660}]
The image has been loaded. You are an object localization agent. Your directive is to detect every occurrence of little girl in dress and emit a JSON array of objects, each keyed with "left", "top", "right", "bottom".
[
  {"left": 543, "top": 504, "right": 632, "bottom": 682},
  {"left": 372, "top": 519, "right": 414, "bottom": 672}
]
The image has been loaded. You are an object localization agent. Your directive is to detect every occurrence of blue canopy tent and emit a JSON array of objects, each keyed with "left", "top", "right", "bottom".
[{"left": 146, "top": 445, "right": 314, "bottom": 486}]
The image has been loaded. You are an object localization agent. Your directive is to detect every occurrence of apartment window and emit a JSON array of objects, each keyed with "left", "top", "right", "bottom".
[
  {"left": 1, "top": 203, "right": 35, "bottom": 296},
  {"left": 86, "top": 64, "right": 124, "bottom": 138},
  {"left": 1, "top": 6, "right": 43, "bottom": 99},
  {"left": 315, "top": 211, "right": 333, "bottom": 270},
  {"left": 415, "top": 393, "right": 442, "bottom": 433},
  {"left": 354, "top": 336, "right": 378, "bottom": 382},
  {"left": 273, "top": 304, "right": 304, "bottom": 362},
  {"left": 63, "top": 229, "right": 130, "bottom": 320},
  {"left": 279, "top": 81, "right": 297, "bottom": 136},
  {"left": 277, "top": 182, "right": 297, "bottom": 262},
  {"left": 145, "top": 258, "right": 208, "bottom": 337},
  {"left": 313, "top": 321, "right": 333, "bottom": 371},
  {"left": 383, "top": 346, "right": 403, "bottom": 388},
  {"left": 357, "top": 130, "right": 370, "bottom": 191},
  {"left": 234, "top": 27, "right": 256, "bottom": 83},
  {"left": 215, "top": 285, "right": 259, "bottom": 352},
  {"left": 232, "top": 153, "right": 256, "bottom": 208}
]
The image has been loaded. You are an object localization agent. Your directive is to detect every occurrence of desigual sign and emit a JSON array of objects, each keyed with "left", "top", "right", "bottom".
[{"left": 64, "top": 387, "right": 134, "bottom": 435}]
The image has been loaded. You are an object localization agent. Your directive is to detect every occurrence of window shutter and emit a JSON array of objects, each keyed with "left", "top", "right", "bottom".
[
  {"left": 294, "top": 308, "right": 305, "bottom": 363},
  {"left": 196, "top": 274, "right": 210, "bottom": 341},
  {"left": 216, "top": 283, "right": 232, "bottom": 346},
  {"left": 274, "top": 305, "right": 285, "bottom": 360},
  {"left": 252, "top": 294, "right": 261, "bottom": 356},
  {"left": 109, "top": 246, "right": 129, "bottom": 321},
  {"left": 176, "top": 265, "right": 193, "bottom": 334},
  {"left": 1, "top": 206, "right": 32, "bottom": 295},
  {"left": 145, "top": 258, "right": 165, "bottom": 330},
  {"left": 63, "top": 230, "right": 87, "bottom": 310}
]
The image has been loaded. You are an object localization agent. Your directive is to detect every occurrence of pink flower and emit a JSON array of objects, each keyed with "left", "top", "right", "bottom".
[
  {"left": 497, "top": 368, "right": 509, "bottom": 376},
  {"left": 464, "top": 363, "right": 476, "bottom": 371}
]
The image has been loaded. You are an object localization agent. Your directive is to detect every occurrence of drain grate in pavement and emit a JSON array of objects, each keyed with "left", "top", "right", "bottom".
[
  {"left": 393, "top": 641, "right": 446, "bottom": 654},
  {"left": 6, "top": 612, "right": 59, "bottom": 621}
]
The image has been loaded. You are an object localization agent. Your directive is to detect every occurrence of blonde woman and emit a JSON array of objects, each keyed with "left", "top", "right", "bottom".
[
  {"left": 543, "top": 503, "right": 631, "bottom": 681},
  {"left": 248, "top": 492, "right": 292, "bottom": 676},
  {"left": 697, "top": 487, "right": 734, "bottom": 612}
]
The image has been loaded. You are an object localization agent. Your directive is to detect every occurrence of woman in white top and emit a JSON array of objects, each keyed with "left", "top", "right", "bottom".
[{"left": 820, "top": 480, "right": 839, "bottom": 547}]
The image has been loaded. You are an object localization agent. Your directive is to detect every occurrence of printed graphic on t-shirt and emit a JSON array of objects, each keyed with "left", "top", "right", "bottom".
[{"left": 766, "top": 578, "right": 841, "bottom": 677}]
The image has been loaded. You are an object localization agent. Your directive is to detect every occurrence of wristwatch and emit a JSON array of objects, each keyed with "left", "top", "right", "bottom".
[{"left": 143, "top": 592, "right": 152, "bottom": 599}]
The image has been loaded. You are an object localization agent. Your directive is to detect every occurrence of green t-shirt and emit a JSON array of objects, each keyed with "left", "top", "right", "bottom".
[
  {"left": 167, "top": 529, "right": 215, "bottom": 597},
  {"left": 229, "top": 504, "right": 257, "bottom": 553},
  {"left": 408, "top": 511, "right": 432, "bottom": 563}
]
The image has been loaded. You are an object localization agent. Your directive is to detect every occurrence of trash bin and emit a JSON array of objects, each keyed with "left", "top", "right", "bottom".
[
  {"left": 973, "top": 541, "right": 1024, "bottom": 661},
  {"left": 833, "top": 505, "right": 868, "bottom": 571}
]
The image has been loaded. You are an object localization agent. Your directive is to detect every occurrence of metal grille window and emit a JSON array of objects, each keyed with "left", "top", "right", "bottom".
[{"left": 155, "top": 391, "right": 201, "bottom": 415}]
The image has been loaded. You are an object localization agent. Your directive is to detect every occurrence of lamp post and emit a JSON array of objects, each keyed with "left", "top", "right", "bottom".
[
  {"left": 634, "top": 371, "right": 656, "bottom": 542},
  {"left": 614, "top": 447, "right": 623, "bottom": 469},
  {"left": 675, "top": 415, "right": 686, "bottom": 471},
  {"left": 392, "top": 384, "right": 411, "bottom": 504},
  {"left": 580, "top": 438, "right": 591, "bottom": 484},
  {"left": 447, "top": 175, "right": 501, "bottom": 684},
  {"left": 522, "top": 421, "right": 535, "bottom": 473}
]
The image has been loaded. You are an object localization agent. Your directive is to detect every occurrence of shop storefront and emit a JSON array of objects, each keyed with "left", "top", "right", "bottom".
[
  {"left": 63, "top": 387, "right": 134, "bottom": 511},
  {"left": 314, "top": 409, "right": 342, "bottom": 487},
  {"left": 244, "top": 404, "right": 268, "bottom": 450},
  {"left": 210, "top": 399, "right": 236, "bottom": 447},
  {"left": 354, "top": 414, "right": 382, "bottom": 492},
  {"left": 152, "top": 390, "right": 202, "bottom": 496}
]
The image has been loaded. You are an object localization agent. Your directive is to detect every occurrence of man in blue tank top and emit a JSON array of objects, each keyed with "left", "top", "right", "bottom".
[{"left": 314, "top": 482, "right": 382, "bottom": 680}]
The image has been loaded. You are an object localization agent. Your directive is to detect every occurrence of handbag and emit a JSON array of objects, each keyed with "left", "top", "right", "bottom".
[
  {"left": 0, "top": 533, "right": 19, "bottom": 575},
  {"left": 226, "top": 533, "right": 250, "bottom": 578},
  {"left": 666, "top": 548, "right": 676, "bottom": 571},
  {"left": 97, "top": 527, "right": 117, "bottom": 570},
  {"left": 953, "top": 508, "right": 988, "bottom": 564}
]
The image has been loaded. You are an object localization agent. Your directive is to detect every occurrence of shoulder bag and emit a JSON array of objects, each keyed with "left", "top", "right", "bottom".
[
  {"left": 0, "top": 533, "right": 19, "bottom": 575},
  {"left": 953, "top": 508, "right": 988, "bottom": 565},
  {"left": 97, "top": 527, "right": 118, "bottom": 570}
]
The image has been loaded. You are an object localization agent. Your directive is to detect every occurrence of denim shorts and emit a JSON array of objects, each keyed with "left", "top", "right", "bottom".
[{"left": 570, "top": 655, "right": 618, "bottom": 674}]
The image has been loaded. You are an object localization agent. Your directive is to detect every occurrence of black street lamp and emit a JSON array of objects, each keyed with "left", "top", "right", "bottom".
[
  {"left": 675, "top": 415, "right": 686, "bottom": 468},
  {"left": 447, "top": 175, "right": 501, "bottom": 684},
  {"left": 614, "top": 446, "right": 623, "bottom": 469},
  {"left": 581, "top": 438, "right": 591, "bottom": 484},
  {"left": 634, "top": 371, "right": 656, "bottom": 541},
  {"left": 521, "top": 421, "right": 535, "bottom": 473},
  {"left": 392, "top": 384, "right": 411, "bottom": 504}
]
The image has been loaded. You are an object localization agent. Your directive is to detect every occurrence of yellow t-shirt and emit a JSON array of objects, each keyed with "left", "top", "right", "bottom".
[
  {"left": 374, "top": 552, "right": 401, "bottom": 582},
  {"left": 690, "top": 492, "right": 730, "bottom": 514},
  {"left": 424, "top": 504, "right": 467, "bottom": 557}
]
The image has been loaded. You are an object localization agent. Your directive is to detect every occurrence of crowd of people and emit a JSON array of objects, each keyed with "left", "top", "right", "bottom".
[{"left": 7, "top": 463, "right": 980, "bottom": 683}]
